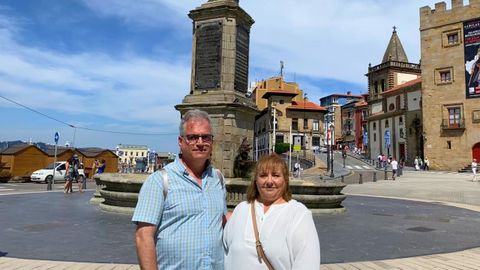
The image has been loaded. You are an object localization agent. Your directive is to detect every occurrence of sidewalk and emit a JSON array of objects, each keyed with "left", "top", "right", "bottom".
[{"left": 1, "top": 170, "right": 479, "bottom": 269}]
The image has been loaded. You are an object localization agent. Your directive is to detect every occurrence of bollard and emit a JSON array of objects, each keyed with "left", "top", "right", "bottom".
[
  {"left": 384, "top": 170, "right": 388, "bottom": 180},
  {"left": 341, "top": 175, "right": 344, "bottom": 183},
  {"left": 373, "top": 171, "right": 377, "bottom": 182},
  {"left": 359, "top": 173, "right": 363, "bottom": 184},
  {"left": 82, "top": 177, "right": 87, "bottom": 190},
  {"left": 47, "top": 178, "right": 52, "bottom": 191}
]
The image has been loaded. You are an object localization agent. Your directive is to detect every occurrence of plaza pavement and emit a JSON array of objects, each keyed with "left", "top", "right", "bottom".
[{"left": 1, "top": 170, "right": 480, "bottom": 269}]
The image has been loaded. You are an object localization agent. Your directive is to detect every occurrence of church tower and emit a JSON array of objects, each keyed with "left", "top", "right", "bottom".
[
  {"left": 175, "top": 0, "right": 258, "bottom": 177},
  {"left": 366, "top": 27, "right": 421, "bottom": 102}
]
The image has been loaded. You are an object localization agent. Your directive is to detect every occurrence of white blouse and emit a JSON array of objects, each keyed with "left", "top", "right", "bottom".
[{"left": 223, "top": 199, "right": 320, "bottom": 270}]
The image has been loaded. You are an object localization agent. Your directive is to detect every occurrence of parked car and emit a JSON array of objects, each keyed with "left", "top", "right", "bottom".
[
  {"left": 30, "top": 161, "right": 85, "bottom": 183},
  {"left": 319, "top": 147, "right": 328, "bottom": 153}
]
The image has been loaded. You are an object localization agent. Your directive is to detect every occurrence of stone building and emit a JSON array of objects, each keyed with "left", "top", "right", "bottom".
[
  {"left": 252, "top": 76, "right": 304, "bottom": 111},
  {"left": 340, "top": 94, "right": 369, "bottom": 151},
  {"left": 116, "top": 144, "right": 148, "bottom": 165},
  {"left": 366, "top": 28, "right": 421, "bottom": 160},
  {"left": 175, "top": 0, "right": 258, "bottom": 177},
  {"left": 320, "top": 92, "right": 363, "bottom": 147},
  {"left": 254, "top": 84, "right": 327, "bottom": 158},
  {"left": 420, "top": 0, "right": 480, "bottom": 170},
  {"left": 371, "top": 77, "right": 423, "bottom": 164}
]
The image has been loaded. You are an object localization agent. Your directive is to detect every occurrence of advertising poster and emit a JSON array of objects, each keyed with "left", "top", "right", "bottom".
[{"left": 464, "top": 18, "right": 480, "bottom": 98}]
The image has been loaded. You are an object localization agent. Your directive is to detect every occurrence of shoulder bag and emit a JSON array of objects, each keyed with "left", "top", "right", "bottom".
[{"left": 251, "top": 202, "right": 275, "bottom": 270}]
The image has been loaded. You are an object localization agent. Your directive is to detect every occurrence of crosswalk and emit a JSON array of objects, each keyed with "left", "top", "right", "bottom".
[{"left": 345, "top": 165, "right": 374, "bottom": 170}]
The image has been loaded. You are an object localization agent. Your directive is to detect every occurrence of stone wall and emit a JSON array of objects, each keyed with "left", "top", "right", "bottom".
[{"left": 420, "top": 0, "right": 480, "bottom": 170}]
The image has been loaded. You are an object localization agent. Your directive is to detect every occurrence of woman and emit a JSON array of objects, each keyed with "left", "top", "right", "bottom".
[{"left": 224, "top": 154, "right": 320, "bottom": 270}]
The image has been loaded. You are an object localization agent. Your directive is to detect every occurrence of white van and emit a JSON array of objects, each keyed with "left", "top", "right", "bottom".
[{"left": 30, "top": 161, "right": 85, "bottom": 183}]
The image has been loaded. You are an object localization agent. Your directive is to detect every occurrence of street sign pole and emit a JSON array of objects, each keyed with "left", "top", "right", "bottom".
[{"left": 48, "top": 132, "right": 59, "bottom": 191}]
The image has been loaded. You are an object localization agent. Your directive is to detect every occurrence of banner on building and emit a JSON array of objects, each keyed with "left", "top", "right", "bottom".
[
  {"left": 464, "top": 18, "right": 480, "bottom": 99},
  {"left": 384, "top": 130, "right": 391, "bottom": 150}
]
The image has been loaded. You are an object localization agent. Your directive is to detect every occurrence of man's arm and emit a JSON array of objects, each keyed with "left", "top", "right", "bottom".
[{"left": 135, "top": 222, "right": 158, "bottom": 270}]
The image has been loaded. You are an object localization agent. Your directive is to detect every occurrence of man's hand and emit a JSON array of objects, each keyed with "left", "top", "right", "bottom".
[{"left": 135, "top": 222, "right": 158, "bottom": 270}]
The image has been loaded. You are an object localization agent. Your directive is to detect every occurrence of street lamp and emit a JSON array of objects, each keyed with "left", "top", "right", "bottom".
[
  {"left": 303, "top": 92, "right": 308, "bottom": 158},
  {"left": 330, "top": 123, "right": 335, "bottom": 178}
]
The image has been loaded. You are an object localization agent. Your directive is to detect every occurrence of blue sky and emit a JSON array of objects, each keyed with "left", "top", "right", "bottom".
[{"left": 0, "top": 0, "right": 444, "bottom": 153}]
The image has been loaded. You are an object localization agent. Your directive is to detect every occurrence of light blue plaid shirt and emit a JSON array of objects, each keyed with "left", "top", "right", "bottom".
[{"left": 132, "top": 157, "right": 226, "bottom": 270}]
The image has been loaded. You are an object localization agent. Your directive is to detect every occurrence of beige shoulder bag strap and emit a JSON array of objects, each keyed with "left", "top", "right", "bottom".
[{"left": 251, "top": 202, "right": 275, "bottom": 270}]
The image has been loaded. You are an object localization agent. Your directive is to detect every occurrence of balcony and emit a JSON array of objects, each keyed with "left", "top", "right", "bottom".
[{"left": 441, "top": 119, "right": 465, "bottom": 130}]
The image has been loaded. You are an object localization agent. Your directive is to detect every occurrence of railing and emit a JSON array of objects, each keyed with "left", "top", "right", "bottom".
[
  {"left": 441, "top": 119, "right": 465, "bottom": 130},
  {"left": 368, "top": 61, "right": 420, "bottom": 73}
]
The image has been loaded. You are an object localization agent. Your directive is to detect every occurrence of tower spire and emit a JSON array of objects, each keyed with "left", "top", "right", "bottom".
[{"left": 382, "top": 26, "right": 408, "bottom": 63}]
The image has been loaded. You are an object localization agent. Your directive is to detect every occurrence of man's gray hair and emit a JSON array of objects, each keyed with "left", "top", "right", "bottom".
[{"left": 179, "top": 109, "right": 213, "bottom": 137}]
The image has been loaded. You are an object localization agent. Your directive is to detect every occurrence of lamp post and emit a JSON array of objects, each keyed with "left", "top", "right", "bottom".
[
  {"left": 303, "top": 93, "right": 308, "bottom": 158},
  {"left": 330, "top": 124, "right": 335, "bottom": 178}
]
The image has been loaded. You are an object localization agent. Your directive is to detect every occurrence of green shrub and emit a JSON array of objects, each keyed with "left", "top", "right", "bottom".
[{"left": 275, "top": 143, "right": 291, "bottom": 154}]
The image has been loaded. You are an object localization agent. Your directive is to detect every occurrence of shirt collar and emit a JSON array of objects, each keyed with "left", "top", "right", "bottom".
[{"left": 174, "top": 156, "right": 213, "bottom": 177}]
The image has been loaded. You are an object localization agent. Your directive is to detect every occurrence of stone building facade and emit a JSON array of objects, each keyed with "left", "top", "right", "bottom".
[
  {"left": 366, "top": 28, "right": 421, "bottom": 160},
  {"left": 320, "top": 93, "right": 363, "bottom": 146},
  {"left": 253, "top": 82, "right": 326, "bottom": 158},
  {"left": 175, "top": 0, "right": 258, "bottom": 177},
  {"left": 420, "top": 0, "right": 480, "bottom": 170},
  {"left": 252, "top": 76, "right": 304, "bottom": 111}
]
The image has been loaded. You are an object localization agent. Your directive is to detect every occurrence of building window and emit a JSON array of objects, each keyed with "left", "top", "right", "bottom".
[
  {"left": 276, "top": 134, "right": 284, "bottom": 143},
  {"left": 399, "top": 116, "right": 403, "bottom": 124},
  {"left": 373, "top": 133, "right": 377, "bottom": 142},
  {"left": 385, "top": 120, "right": 389, "bottom": 128},
  {"left": 292, "top": 118, "right": 298, "bottom": 130},
  {"left": 396, "top": 96, "right": 401, "bottom": 109},
  {"left": 440, "top": 71, "right": 451, "bottom": 82},
  {"left": 141, "top": 152, "right": 144, "bottom": 157},
  {"left": 381, "top": 79, "right": 385, "bottom": 92},
  {"left": 303, "top": 118, "right": 308, "bottom": 129},
  {"left": 448, "top": 107, "right": 461, "bottom": 128},
  {"left": 443, "top": 29, "right": 461, "bottom": 47},
  {"left": 313, "top": 119, "right": 319, "bottom": 131},
  {"left": 136, "top": 152, "right": 139, "bottom": 156},
  {"left": 130, "top": 152, "right": 133, "bottom": 156},
  {"left": 312, "top": 137, "right": 320, "bottom": 146},
  {"left": 279, "top": 100, "right": 284, "bottom": 104},
  {"left": 447, "top": 140, "right": 452, "bottom": 149},
  {"left": 373, "top": 122, "right": 376, "bottom": 130},
  {"left": 436, "top": 67, "right": 453, "bottom": 84},
  {"left": 389, "top": 103, "right": 395, "bottom": 111},
  {"left": 374, "top": 81, "right": 378, "bottom": 94},
  {"left": 447, "top": 33, "right": 458, "bottom": 45}
]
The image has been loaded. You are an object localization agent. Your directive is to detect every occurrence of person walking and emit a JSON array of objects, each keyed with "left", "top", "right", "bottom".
[
  {"left": 293, "top": 161, "right": 301, "bottom": 178},
  {"left": 414, "top": 156, "right": 420, "bottom": 171},
  {"left": 132, "top": 109, "right": 227, "bottom": 270},
  {"left": 390, "top": 157, "right": 399, "bottom": 181},
  {"left": 424, "top": 157, "right": 430, "bottom": 171},
  {"left": 64, "top": 154, "right": 80, "bottom": 193},
  {"left": 472, "top": 158, "right": 478, "bottom": 182},
  {"left": 223, "top": 154, "right": 320, "bottom": 270}
]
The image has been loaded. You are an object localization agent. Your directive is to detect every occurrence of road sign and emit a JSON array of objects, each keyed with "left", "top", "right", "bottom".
[
  {"left": 293, "top": 144, "right": 301, "bottom": 152},
  {"left": 54, "top": 132, "right": 59, "bottom": 144}
]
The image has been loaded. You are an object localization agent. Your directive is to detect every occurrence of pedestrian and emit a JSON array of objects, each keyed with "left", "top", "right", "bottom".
[
  {"left": 414, "top": 156, "right": 420, "bottom": 171},
  {"left": 377, "top": 154, "right": 382, "bottom": 168},
  {"left": 132, "top": 109, "right": 227, "bottom": 270},
  {"left": 64, "top": 154, "right": 80, "bottom": 193},
  {"left": 223, "top": 154, "right": 320, "bottom": 270},
  {"left": 424, "top": 157, "right": 430, "bottom": 171},
  {"left": 472, "top": 158, "right": 478, "bottom": 182},
  {"left": 96, "top": 159, "right": 106, "bottom": 174},
  {"left": 382, "top": 154, "right": 388, "bottom": 169},
  {"left": 293, "top": 161, "right": 301, "bottom": 178},
  {"left": 391, "top": 157, "right": 398, "bottom": 180}
]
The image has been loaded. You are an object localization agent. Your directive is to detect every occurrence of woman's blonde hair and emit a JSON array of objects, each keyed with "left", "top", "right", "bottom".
[{"left": 246, "top": 154, "right": 292, "bottom": 203}]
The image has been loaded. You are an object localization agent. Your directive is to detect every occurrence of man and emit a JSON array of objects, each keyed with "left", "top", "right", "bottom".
[
  {"left": 391, "top": 157, "right": 398, "bottom": 181},
  {"left": 132, "top": 109, "right": 226, "bottom": 270}
]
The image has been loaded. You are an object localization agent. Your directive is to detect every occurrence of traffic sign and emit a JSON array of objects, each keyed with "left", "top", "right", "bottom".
[
  {"left": 293, "top": 144, "right": 301, "bottom": 152},
  {"left": 54, "top": 132, "right": 59, "bottom": 144}
]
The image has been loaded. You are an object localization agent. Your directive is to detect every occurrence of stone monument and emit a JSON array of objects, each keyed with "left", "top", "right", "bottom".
[{"left": 175, "top": 0, "right": 258, "bottom": 177}]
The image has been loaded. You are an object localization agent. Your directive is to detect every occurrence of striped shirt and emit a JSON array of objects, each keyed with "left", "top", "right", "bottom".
[{"left": 132, "top": 157, "right": 226, "bottom": 270}]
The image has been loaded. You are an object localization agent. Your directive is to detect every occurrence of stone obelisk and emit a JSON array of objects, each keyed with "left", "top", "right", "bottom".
[{"left": 175, "top": 0, "right": 258, "bottom": 177}]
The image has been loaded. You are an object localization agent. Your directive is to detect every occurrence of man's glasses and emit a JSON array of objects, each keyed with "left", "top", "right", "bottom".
[{"left": 183, "top": 134, "right": 214, "bottom": 144}]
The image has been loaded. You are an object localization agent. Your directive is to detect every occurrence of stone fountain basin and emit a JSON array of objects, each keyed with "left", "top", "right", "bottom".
[{"left": 95, "top": 173, "right": 347, "bottom": 215}]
